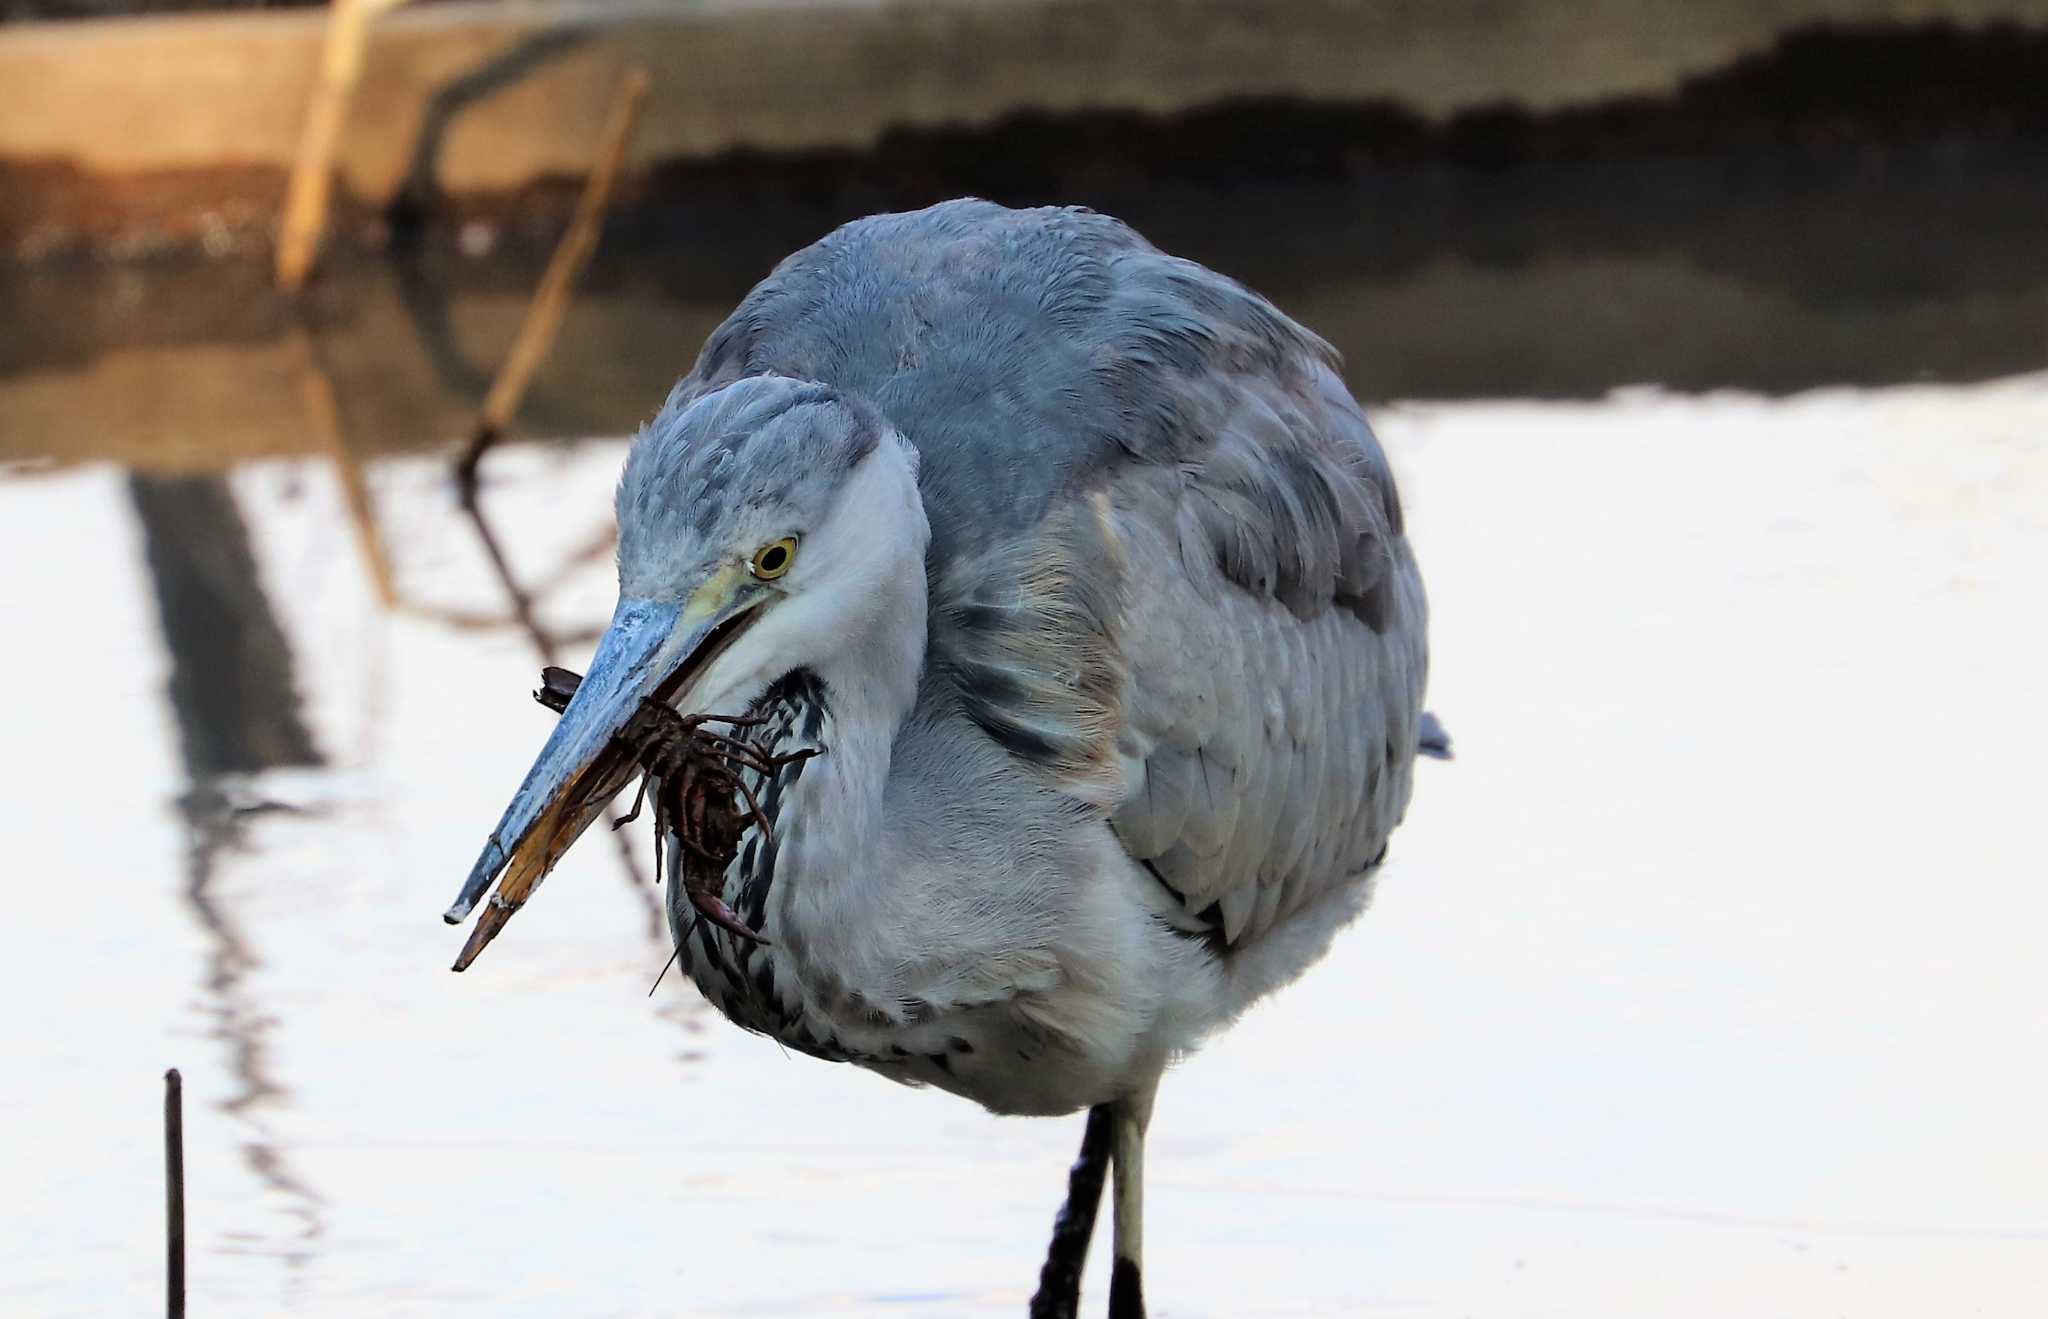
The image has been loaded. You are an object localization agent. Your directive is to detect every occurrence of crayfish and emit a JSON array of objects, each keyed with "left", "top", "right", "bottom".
[{"left": 535, "top": 666, "right": 818, "bottom": 944}]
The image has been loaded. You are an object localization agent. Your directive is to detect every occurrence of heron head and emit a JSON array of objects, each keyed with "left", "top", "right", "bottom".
[{"left": 444, "top": 375, "right": 928, "bottom": 962}]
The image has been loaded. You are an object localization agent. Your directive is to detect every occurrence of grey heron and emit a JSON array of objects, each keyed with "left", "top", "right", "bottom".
[{"left": 444, "top": 199, "right": 1433, "bottom": 1316}]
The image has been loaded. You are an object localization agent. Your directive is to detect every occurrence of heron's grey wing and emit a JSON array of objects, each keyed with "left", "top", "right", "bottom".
[
  {"left": 916, "top": 314, "right": 1428, "bottom": 946},
  {"left": 1099, "top": 361, "right": 1427, "bottom": 946}
]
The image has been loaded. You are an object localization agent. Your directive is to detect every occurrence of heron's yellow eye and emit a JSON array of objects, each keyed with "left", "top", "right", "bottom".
[{"left": 749, "top": 536, "right": 798, "bottom": 580}]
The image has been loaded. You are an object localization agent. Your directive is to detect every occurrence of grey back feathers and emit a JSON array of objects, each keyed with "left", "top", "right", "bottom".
[{"left": 648, "top": 199, "right": 1427, "bottom": 949}]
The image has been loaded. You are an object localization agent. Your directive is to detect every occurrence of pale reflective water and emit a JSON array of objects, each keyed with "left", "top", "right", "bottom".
[{"left": 5, "top": 375, "right": 2047, "bottom": 1316}]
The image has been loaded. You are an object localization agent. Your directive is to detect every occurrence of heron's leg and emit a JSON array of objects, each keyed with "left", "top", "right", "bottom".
[
  {"left": 1108, "top": 1080, "right": 1157, "bottom": 1319},
  {"left": 1028, "top": 1104, "right": 1113, "bottom": 1319}
]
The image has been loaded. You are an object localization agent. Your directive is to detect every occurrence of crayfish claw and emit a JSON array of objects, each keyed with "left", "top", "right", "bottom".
[{"left": 688, "top": 888, "right": 770, "bottom": 945}]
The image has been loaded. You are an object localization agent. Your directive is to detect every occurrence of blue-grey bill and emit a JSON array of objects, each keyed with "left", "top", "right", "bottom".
[{"left": 442, "top": 598, "right": 685, "bottom": 932}]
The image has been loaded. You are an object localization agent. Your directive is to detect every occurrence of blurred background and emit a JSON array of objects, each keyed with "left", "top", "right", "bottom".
[{"left": 2, "top": 2, "right": 2044, "bottom": 1315}]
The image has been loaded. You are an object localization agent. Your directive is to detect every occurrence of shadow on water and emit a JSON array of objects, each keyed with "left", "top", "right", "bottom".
[
  {"left": 386, "top": 26, "right": 598, "bottom": 404},
  {"left": 127, "top": 473, "right": 327, "bottom": 1274},
  {"left": 389, "top": 27, "right": 597, "bottom": 241}
]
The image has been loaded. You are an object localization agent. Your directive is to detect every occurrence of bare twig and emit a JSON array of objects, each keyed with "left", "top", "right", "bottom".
[
  {"left": 454, "top": 69, "right": 651, "bottom": 501},
  {"left": 164, "top": 1068, "right": 185, "bottom": 1319},
  {"left": 277, "top": 0, "right": 414, "bottom": 291},
  {"left": 458, "top": 496, "right": 553, "bottom": 661}
]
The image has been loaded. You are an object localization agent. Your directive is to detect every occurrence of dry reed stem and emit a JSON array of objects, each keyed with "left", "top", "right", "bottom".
[
  {"left": 455, "top": 68, "right": 653, "bottom": 493},
  {"left": 276, "top": 0, "right": 414, "bottom": 291}
]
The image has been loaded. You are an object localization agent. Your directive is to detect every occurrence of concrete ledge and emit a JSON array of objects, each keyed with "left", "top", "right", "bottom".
[{"left": 5, "top": 0, "right": 2048, "bottom": 212}]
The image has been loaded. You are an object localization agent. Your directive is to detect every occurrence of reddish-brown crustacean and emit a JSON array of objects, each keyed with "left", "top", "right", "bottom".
[{"left": 534, "top": 665, "right": 816, "bottom": 945}]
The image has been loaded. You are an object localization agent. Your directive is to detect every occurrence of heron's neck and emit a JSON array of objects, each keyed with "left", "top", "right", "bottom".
[
  {"left": 769, "top": 503, "right": 929, "bottom": 963},
  {"left": 803, "top": 581, "right": 925, "bottom": 860}
]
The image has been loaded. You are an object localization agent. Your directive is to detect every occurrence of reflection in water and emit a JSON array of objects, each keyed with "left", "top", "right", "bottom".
[
  {"left": 388, "top": 27, "right": 598, "bottom": 248},
  {"left": 386, "top": 26, "right": 598, "bottom": 417},
  {"left": 175, "top": 784, "right": 326, "bottom": 1273},
  {"left": 20, "top": 379, "right": 2034, "bottom": 1314},
  {"left": 126, "top": 476, "right": 319, "bottom": 778},
  {"left": 12, "top": 143, "right": 2048, "bottom": 475},
  {"left": 127, "top": 473, "right": 327, "bottom": 1275}
]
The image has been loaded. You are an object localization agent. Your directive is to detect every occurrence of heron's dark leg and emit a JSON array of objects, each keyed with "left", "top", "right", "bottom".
[
  {"left": 1107, "top": 1080, "right": 1158, "bottom": 1319},
  {"left": 1028, "top": 1103, "right": 1113, "bottom": 1319}
]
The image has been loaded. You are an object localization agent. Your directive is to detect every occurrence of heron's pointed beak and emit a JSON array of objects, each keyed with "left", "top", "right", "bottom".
[{"left": 442, "top": 589, "right": 755, "bottom": 971}]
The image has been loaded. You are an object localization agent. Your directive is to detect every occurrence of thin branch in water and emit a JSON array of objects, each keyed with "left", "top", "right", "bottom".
[
  {"left": 454, "top": 69, "right": 652, "bottom": 502},
  {"left": 164, "top": 1068, "right": 185, "bottom": 1319},
  {"left": 456, "top": 494, "right": 556, "bottom": 662},
  {"left": 277, "top": 0, "right": 415, "bottom": 290}
]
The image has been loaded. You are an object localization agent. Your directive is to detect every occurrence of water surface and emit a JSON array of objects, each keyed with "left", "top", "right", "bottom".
[{"left": 5, "top": 370, "right": 2045, "bottom": 1315}]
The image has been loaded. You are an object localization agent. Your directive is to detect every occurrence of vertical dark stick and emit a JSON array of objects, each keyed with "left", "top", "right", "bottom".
[{"left": 164, "top": 1068, "right": 185, "bottom": 1319}]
